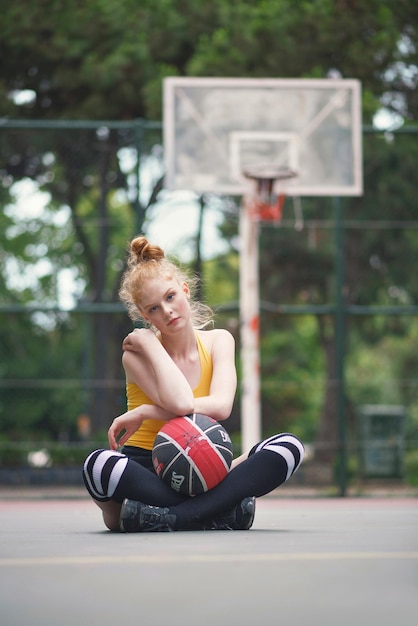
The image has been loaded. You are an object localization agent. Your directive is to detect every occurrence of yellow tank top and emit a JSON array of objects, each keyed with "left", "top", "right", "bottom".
[{"left": 124, "top": 332, "right": 213, "bottom": 450}]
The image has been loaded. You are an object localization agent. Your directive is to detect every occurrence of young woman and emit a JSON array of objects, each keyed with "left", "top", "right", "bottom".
[{"left": 83, "top": 235, "right": 304, "bottom": 532}]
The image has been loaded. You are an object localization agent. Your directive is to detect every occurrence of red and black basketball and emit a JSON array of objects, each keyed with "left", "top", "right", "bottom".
[{"left": 152, "top": 413, "right": 233, "bottom": 496}]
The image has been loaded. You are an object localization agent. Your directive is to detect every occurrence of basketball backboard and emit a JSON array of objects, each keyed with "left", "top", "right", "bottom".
[{"left": 163, "top": 77, "right": 363, "bottom": 197}]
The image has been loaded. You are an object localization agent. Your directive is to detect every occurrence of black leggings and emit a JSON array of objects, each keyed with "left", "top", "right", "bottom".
[{"left": 83, "top": 433, "right": 304, "bottom": 529}]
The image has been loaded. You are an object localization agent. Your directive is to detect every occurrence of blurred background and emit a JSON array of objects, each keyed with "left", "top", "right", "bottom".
[{"left": 1, "top": 0, "right": 418, "bottom": 494}]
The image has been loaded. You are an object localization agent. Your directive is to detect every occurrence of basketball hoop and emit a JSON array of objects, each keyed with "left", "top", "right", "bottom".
[{"left": 243, "top": 165, "right": 297, "bottom": 224}]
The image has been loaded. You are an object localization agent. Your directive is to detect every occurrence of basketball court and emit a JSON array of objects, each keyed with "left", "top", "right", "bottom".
[{"left": 0, "top": 492, "right": 416, "bottom": 626}]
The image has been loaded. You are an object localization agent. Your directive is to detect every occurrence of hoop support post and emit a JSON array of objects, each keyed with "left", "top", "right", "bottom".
[{"left": 239, "top": 166, "right": 297, "bottom": 451}]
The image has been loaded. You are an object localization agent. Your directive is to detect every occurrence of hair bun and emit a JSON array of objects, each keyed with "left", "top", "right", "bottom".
[{"left": 129, "top": 236, "right": 165, "bottom": 265}]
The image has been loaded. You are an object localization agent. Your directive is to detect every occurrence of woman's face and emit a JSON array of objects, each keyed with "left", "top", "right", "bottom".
[{"left": 139, "top": 277, "right": 191, "bottom": 333}]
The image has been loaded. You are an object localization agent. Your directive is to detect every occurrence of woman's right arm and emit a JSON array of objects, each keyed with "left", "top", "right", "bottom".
[{"left": 121, "top": 329, "right": 194, "bottom": 416}]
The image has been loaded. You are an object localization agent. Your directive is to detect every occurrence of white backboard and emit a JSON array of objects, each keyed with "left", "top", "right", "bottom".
[{"left": 163, "top": 77, "right": 363, "bottom": 197}]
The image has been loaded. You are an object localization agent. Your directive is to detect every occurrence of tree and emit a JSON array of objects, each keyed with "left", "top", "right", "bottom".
[
  {"left": 1, "top": 2, "right": 417, "bottom": 121},
  {"left": 1, "top": 0, "right": 417, "bottom": 457}
]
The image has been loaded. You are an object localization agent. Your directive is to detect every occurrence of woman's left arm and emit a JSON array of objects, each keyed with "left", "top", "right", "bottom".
[{"left": 193, "top": 329, "right": 237, "bottom": 421}]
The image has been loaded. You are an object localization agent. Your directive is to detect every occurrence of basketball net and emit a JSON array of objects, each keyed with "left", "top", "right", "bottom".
[{"left": 243, "top": 166, "right": 298, "bottom": 225}]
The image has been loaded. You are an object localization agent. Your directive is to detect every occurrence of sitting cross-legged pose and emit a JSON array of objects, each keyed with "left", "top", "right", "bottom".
[{"left": 83, "top": 235, "right": 304, "bottom": 532}]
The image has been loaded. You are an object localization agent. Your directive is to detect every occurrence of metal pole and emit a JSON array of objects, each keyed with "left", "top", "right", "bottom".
[
  {"left": 134, "top": 119, "right": 145, "bottom": 235},
  {"left": 334, "top": 196, "right": 347, "bottom": 496},
  {"left": 239, "top": 190, "right": 262, "bottom": 453}
]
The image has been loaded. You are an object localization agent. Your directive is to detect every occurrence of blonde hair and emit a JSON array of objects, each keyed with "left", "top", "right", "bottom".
[{"left": 119, "top": 235, "right": 213, "bottom": 329}]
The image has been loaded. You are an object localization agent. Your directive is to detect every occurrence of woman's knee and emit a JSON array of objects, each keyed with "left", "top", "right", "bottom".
[
  {"left": 83, "top": 448, "right": 129, "bottom": 502},
  {"left": 249, "top": 433, "right": 305, "bottom": 475}
]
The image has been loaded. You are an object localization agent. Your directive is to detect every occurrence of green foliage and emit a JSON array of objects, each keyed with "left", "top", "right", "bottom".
[
  {"left": 259, "top": 315, "right": 324, "bottom": 441},
  {"left": 1, "top": 0, "right": 417, "bottom": 121},
  {"left": 346, "top": 318, "right": 418, "bottom": 409},
  {"left": 205, "top": 252, "right": 240, "bottom": 307},
  {"left": 405, "top": 449, "right": 418, "bottom": 486},
  {"left": 186, "top": 0, "right": 413, "bottom": 122},
  {"left": 0, "top": 310, "right": 86, "bottom": 440}
]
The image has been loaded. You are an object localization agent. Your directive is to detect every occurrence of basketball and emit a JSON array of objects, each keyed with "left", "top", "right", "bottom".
[{"left": 152, "top": 413, "right": 233, "bottom": 496}]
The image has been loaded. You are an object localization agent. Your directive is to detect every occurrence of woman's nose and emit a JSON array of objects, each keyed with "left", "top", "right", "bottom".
[{"left": 161, "top": 302, "right": 173, "bottom": 317}]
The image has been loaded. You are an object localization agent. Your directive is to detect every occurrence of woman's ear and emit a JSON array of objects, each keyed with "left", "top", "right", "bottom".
[{"left": 183, "top": 282, "right": 190, "bottom": 299}]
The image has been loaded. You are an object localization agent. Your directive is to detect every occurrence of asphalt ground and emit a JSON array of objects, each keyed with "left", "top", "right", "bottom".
[{"left": 0, "top": 492, "right": 417, "bottom": 626}]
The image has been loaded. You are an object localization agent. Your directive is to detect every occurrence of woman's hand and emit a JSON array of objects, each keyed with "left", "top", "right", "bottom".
[
  {"left": 108, "top": 403, "right": 178, "bottom": 450},
  {"left": 107, "top": 408, "right": 144, "bottom": 450},
  {"left": 122, "top": 328, "right": 156, "bottom": 353}
]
